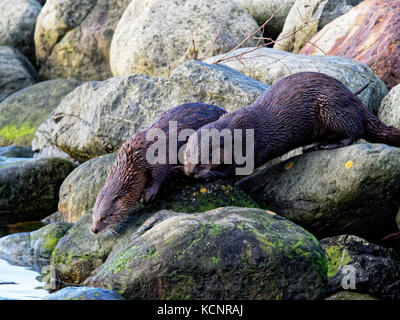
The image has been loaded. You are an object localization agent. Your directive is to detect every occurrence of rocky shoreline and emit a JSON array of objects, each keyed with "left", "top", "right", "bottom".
[{"left": 0, "top": 0, "right": 399, "bottom": 300}]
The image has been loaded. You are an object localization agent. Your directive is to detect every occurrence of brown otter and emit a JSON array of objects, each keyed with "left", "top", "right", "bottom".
[
  {"left": 183, "top": 72, "right": 400, "bottom": 179},
  {"left": 90, "top": 102, "right": 227, "bottom": 234}
]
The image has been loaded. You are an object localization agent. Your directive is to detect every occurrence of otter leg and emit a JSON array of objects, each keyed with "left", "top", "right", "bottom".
[
  {"left": 144, "top": 166, "right": 169, "bottom": 203},
  {"left": 318, "top": 137, "right": 355, "bottom": 150}
]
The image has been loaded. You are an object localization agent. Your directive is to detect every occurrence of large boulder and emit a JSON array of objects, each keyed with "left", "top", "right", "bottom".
[
  {"left": 0, "top": 0, "right": 42, "bottom": 63},
  {"left": 33, "top": 60, "right": 267, "bottom": 162},
  {"left": 378, "top": 83, "right": 400, "bottom": 128},
  {"left": 321, "top": 235, "right": 400, "bottom": 299},
  {"left": 110, "top": 0, "right": 260, "bottom": 78},
  {"left": 84, "top": 207, "right": 327, "bottom": 300},
  {"left": 231, "top": 0, "right": 295, "bottom": 38},
  {"left": 205, "top": 47, "right": 387, "bottom": 114},
  {"left": 237, "top": 143, "right": 400, "bottom": 242},
  {"left": 0, "top": 46, "right": 39, "bottom": 99},
  {"left": 0, "top": 222, "right": 72, "bottom": 262},
  {"left": 0, "top": 158, "right": 77, "bottom": 224},
  {"left": 34, "top": 0, "right": 131, "bottom": 80},
  {"left": 0, "top": 79, "right": 81, "bottom": 147},
  {"left": 299, "top": 0, "right": 400, "bottom": 90},
  {"left": 50, "top": 176, "right": 259, "bottom": 284},
  {"left": 43, "top": 286, "right": 124, "bottom": 300},
  {"left": 58, "top": 153, "right": 117, "bottom": 223},
  {"left": 274, "top": 0, "right": 362, "bottom": 53}
]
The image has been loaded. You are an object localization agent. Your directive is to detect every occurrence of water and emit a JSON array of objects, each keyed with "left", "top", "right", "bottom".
[
  {"left": 0, "top": 146, "right": 50, "bottom": 300},
  {"left": 0, "top": 220, "right": 49, "bottom": 300},
  {"left": 0, "top": 258, "right": 49, "bottom": 300}
]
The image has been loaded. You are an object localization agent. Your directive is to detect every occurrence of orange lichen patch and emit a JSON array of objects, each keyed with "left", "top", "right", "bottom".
[
  {"left": 266, "top": 210, "right": 277, "bottom": 215},
  {"left": 285, "top": 161, "right": 294, "bottom": 170},
  {"left": 345, "top": 160, "right": 353, "bottom": 169},
  {"left": 200, "top": 188, "right": 207, "bottom": 193}
]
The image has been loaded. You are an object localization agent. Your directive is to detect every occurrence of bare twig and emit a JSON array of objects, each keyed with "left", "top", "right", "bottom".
[
  {"left": 214, "top": 0, "right": 292, "bottom": 64},
  {"left": 199, "top": 21, "right": 222, "bottom": 60}
]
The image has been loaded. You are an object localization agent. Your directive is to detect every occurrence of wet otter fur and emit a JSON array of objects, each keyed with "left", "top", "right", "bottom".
[
  {"left": 184, "top": 72, "right": 400, "bottom": 179},
  {"left": 91, "top": 102, "right": 227, "bottom": 234}
]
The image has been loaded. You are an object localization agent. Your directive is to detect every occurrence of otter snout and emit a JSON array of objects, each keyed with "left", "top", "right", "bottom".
[{"left": 90, "top": 217, "right": 108, "bottom": 235}]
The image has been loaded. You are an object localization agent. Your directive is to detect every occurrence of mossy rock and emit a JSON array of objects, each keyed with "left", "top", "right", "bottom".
[
  {"left": 321, "top": 235, "right": 400, "bottom": 299},
  {"left": 51, "top": 174, "right": 259, "bottom": 284},
  {"left": 0, "top": 79, "right": 81, "bottom": 146},
  {"left": 0, "top": 158, "right": 77, "bottom": 223},
  {"left": 237, "top": 143, "right": 400, "bottom": 242},
  {"left": 84, "top": 207, "right": 327, "bottom": 300},
  {"left": 0, "top": 222, "right": 72, "bottom": 262}
]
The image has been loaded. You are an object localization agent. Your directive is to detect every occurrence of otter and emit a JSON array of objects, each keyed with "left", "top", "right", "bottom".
[
  {"left": 90, "top": 102, "right": 227, "bottom": 234},
  {"left": 183, "top": 72, "right": 400, "bottom": 179}
]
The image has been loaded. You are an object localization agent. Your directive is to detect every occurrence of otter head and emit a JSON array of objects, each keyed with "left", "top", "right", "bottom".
[
  {"left": 90, "top": 135, "right": 148, "bottom": 235},
  {"left": 183, "top": 125, "right": 227, "bottom": 180}
]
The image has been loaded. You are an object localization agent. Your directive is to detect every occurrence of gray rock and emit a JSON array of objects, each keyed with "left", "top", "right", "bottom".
[
  {"left": 0, "top": 158, "right": 77, "bottom": 224},
  {"left": 110, "top": 0, "right": 260, "bottom": 77},
  {"left": 43, "top": 286, "right": 124, "bottom": 300},
  {"left": 51, "top": 176, "right": 259, "bottom": 284},
  {"left": 321, "top": 235, "right": 400, "bottom": 299},
  {"left": 34, "top": 0, "right": 131, "bottom": 80},
  {"left": 0, "top": 146, "right": 33, "bottom": 158},
  {"left": 0, "top": 0, "right": 42, "bottom": 63},
  {"left": 378, "top": 83, "right": 400, "bottom": 128},
  {"left": 234, "top": 0, "right": 295, "bottom": 38},
  {"left": 34, "top": 60, "right": 267, "bottom": 162},
  {"left": 0, "top": 79, "right": 82, "bottom": 147},
  {"left": 237, "top": 143, "right": 400, "bottom": 242},
  {"left": 0, "top": 222, "right": 72, "bottom": 262},
  {"left": 274, "top": 0, "right": 362, "bottom": 53},
  {"left": 0, "top": 46, "right": 38, "bottom": 98},
  {"left": 325, "top": 291, "right": 377, "bottom": 300},
  {"left": 205, "top": 47, "right": 387, "bottom": 114},
  {"left": 84, "top": 207, "right": 327, "bottom": 300},
  {"left": 58, "top": 153, "right": 117, "bottom": 223}
]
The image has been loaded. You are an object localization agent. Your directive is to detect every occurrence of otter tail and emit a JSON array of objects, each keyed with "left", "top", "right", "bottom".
[{"left": 363, "top": 110, "right": 400, "bottom": 147}]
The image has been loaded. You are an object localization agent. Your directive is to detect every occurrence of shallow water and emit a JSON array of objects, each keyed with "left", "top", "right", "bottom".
[
  {"left": 0, "top": 257, "right": 49, "bottom": 300},
  {"left": 0, "top": 221, "right": 49, "bottom": 300}
]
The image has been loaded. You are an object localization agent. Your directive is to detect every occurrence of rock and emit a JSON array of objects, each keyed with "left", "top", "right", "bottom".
[
  {"left": 230, "top": 0, "right": 295, "bottom": 38},
  {"left": 34, "top": 60, "right": 267, "bottom": 162},
  {"left": 205, "top": 47, "right": 387, "bottom": 114},
  {"left": 299, "top": 0, "right": 400, "bottom": 90},
  {"left": 0, "top": 158, "right": 77, "bottom": 224},
  {"left": 237, "top": 143, "right": 400, "bottom": 241},
  {"left": 84, "top": 207, "right": 327, "bottom": 300},
  {"left": 0, "top": 222, "right": 72, "bottom": 262},
  {"left": 325, "top": 291, "right": 377, "bottom": 300},
  {"left": 0, "top": 79, "right": 82, "bottom": 147},
  {"left": 58, "top": 153, "right": 117, "bottom": 223},
  {"left": 274, "top": 0, "right": 362, "bottom": 53},
  {"left": 0, "top": 146, "right": 33, "bottom": 158},
  {"left": 0, "top": 46, "right": 39, "bottom": 98},
  {"left": 34, "top": 0, "right": 131, "bottom": 80},
  {"left": 0, "top": 0, "right": 42, "bottom": 63},
  {"left": 51, "top": 177, "right": 259, "bottom": 284},
  {"left": 110, "top": 0, "right": 260, "bottom": 78},
  {"left": 321, "top": 235, "right": 400, "bottom": 299},
  {"left": 43, "top": 286, "right": 124, "bottom": 300},
  {"left": 378, "top": 83, "right": 400, "bottom": 128}
]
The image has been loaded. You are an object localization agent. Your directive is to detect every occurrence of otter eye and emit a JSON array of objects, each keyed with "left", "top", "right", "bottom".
[{"left": 113, "top": 195, "right": 120, "bottom": 201}]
